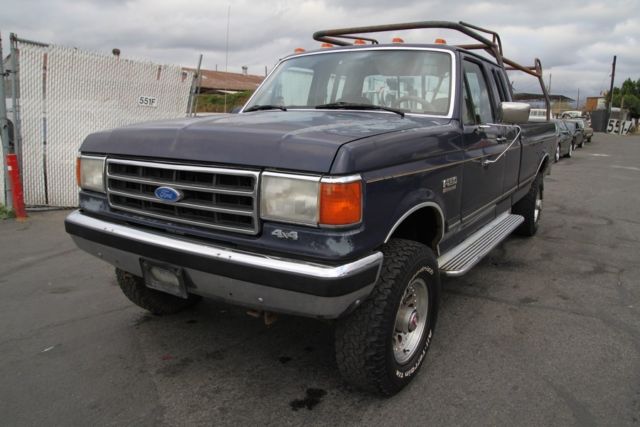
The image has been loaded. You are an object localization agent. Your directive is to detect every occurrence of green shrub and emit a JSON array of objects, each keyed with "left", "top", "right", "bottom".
[
  {"left": 0, "top": 204, "right": 15, "bottom": 220},
  {"left": 195, "top": 91, "right": 253, "bottom": 113}
]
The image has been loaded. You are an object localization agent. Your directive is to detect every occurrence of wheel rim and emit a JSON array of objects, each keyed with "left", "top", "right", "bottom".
[
  {"left": 555, "top": 144, "right": 560, "bottom": 161},
  {"left": 534, "top": 191, "right": 542, "bottom": 223},
  {"left": 393, "top": 277, "right": 429, "bottom": 364}
]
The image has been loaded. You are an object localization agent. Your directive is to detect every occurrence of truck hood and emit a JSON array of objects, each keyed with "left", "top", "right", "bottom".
[{"left": 81, "top": 111, "right": 446, "bottom": 173}]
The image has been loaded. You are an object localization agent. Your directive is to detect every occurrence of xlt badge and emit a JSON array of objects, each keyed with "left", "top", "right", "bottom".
[{"left": 442, "top": 176, "right": 458, "bottom": 193}]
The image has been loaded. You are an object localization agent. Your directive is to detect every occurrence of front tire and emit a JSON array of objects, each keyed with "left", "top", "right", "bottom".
[
  {"left": 513, "top": 173, "right": 543, "bottom": 236},
  {"left": 335, "top": 239, "right": 440, "bottom": 396},
  {"left": 116, "top": 269, "right": 200, "bottom": 315}
]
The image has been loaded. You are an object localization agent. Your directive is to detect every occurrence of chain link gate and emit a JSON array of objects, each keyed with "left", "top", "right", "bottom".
[{"left": 12, "top": 36, "right": 194, "bottom": 207}]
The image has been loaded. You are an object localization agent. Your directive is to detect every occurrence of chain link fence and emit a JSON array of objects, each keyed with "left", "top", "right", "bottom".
[{"left": 4, "top": 36, "right": 194, "bottom": 207}]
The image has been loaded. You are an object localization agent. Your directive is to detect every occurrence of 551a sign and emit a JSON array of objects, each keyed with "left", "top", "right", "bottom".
[{"left": 607, "top": 119, "right": 633, "bottom": 135}]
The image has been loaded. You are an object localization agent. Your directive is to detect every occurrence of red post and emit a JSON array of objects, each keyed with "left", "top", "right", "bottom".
[{"left": 6, "top": 154, "right": 27, "bottom": 220}]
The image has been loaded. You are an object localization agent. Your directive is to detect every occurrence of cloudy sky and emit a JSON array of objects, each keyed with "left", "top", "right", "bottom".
[{"left": 1, "top": 0, "right": 638, "bottom": 101}]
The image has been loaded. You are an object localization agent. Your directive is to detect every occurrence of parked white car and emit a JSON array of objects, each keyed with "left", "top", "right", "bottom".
[{"left": 529, "top": 108, "right": 548, "bottom": 122}]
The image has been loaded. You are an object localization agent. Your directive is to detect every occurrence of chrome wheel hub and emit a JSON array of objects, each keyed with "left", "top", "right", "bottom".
[
  {"left": 408, "top": 310, "right": 419, "bottom": 332},
  {"left": 534, "top": 193, "right": 542, "bottom": 223},
  {"left": 393, "top": 278, "right": 429, "bottom": 364}
]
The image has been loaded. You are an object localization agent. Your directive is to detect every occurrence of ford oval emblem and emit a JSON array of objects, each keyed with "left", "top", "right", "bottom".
[{"left": 154, "top": 186, "right": 183, "bottom": 203}]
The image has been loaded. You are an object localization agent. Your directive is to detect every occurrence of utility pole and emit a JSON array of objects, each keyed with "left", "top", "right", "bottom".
[
  {"left": 547, "top": 73, "right": 552, "bottom": 94},
  {"left": 576, "top": 88, "right": 580, "bottom": 109},
  {"left": 606, "top": 55, "right": 617, "bottom": 124}
]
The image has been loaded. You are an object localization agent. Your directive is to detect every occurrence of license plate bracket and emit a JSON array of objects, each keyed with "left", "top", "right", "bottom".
[{"left": 140, "top": 259, "right": 188, "bottom": 299}]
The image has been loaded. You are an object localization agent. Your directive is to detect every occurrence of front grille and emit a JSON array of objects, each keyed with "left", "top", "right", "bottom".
[{"left": 106, "top": 158, "right": 260, "bottom": 235}]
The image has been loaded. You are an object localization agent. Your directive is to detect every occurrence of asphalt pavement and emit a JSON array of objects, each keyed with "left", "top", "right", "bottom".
[{"left": 1, "top": 133, "right": 639, "bottom": 426}]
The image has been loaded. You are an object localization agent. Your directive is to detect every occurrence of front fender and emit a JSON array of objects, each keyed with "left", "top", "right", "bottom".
[
  {"left": 363, "top": 175, "right": 448, "bottom": 253},
  {"left": 384, "top": 189, "right": 446, "bottom": 243}
]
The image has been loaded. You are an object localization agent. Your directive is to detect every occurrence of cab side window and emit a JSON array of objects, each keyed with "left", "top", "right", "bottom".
[
  {"left": 492, "top": 69, "right": 509, "bottom": 102},
  {"left": 463, "top": 60, "right": 494, "bottom": 124}
]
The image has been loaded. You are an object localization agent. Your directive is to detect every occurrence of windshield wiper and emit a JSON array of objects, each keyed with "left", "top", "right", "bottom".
[
  {"left": 244, "top": 104, "right": 287, "bottom": 112},
  {"left": 315, "top": 102, "right": 404, "bottom": 118}
]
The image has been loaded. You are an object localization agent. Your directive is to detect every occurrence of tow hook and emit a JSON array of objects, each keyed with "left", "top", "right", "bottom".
[{"left": 246, "top": 310, "right": 278, "bottom": 326}]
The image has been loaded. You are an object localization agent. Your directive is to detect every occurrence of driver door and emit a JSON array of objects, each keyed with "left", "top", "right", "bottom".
[{"left": 460, "top": 58, "right": 505, "bottom": 224}]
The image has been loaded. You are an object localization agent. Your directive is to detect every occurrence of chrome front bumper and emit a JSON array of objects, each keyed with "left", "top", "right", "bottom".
[{"left": 65, "top": 210, "right": 383, "bottom": 319}]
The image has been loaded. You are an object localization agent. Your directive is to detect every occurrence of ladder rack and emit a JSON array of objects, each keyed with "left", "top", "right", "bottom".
[{"left": 313, "top": 21, "right": 551, "bottom": 119}]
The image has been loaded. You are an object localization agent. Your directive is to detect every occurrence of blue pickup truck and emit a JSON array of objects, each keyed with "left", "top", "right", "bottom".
[{"left": 65, "top": 21, "right": 555, "bottom": 395}]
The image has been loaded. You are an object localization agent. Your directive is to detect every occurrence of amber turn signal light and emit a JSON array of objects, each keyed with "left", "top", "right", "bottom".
[{"left": 319, "top": 181, "right": 362, "bottom": 226}]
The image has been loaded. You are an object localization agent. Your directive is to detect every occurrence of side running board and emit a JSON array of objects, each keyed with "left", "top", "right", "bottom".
[{"left": 438, "top": 212, "right": 524, "bottom": 277}]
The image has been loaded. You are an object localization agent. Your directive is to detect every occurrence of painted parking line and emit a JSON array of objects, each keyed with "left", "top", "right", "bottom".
[{"left": 611, "top": 165, "right": 640, "bottom": 172}]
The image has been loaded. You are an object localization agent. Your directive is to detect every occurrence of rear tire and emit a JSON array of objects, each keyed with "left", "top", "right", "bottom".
[
  {"left": 335, "top": 239, "right": 440, "bottom": 396},
  {"left": 565, "top": 142, "right": 574, "bottom": 158},
  {"left": 513, "top": 173, "right": 543, "bottom": 237},
  {"left": 116, "top": 269, "right": 200, "bottom": 315}
]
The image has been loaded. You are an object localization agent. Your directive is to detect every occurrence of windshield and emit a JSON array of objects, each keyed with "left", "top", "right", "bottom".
[{"left": 244, "top": 49, "right": 453, "bottom": 116}]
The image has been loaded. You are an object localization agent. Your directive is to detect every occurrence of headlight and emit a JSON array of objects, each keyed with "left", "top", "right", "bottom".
[
  {"left": 76, "top": 155, "right": 106, "bottom": 193},
  {"left": 260, "top": 172, "right": 362, "bottom": 227},
  {"left": 260, "top": 173, "right": 320, "bottom": 225}
]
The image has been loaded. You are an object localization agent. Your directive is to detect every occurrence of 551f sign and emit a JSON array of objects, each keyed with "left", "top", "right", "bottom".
[{"left": 138, "top": 96, "right": 158, "bottom": 108}]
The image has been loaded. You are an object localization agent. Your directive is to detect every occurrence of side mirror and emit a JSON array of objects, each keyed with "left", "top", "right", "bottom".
[{"left": 500, "top": 102, "right": 531, "bottom": 124}]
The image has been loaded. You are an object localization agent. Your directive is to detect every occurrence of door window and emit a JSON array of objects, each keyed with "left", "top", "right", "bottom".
[{"left": 463, "top": 60, "right": 494, "bottom": 124}]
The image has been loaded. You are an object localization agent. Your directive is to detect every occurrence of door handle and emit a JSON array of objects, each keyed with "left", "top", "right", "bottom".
[
  {"left": 482, "top": 126, "right": 522, "bottom": 167},
  {"left": 473, "top": 125, "right": 489, "bottom": 135}
]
